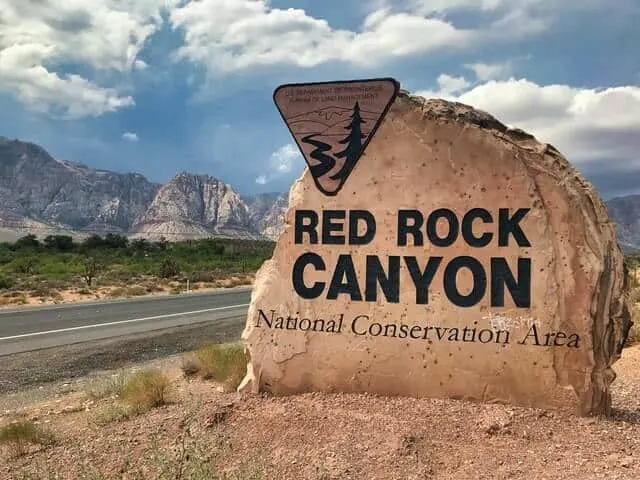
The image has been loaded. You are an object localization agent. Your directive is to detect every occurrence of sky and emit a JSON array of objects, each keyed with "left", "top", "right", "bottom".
[{"left": 0, "top": 0, "right": 638, "bottom": 199}]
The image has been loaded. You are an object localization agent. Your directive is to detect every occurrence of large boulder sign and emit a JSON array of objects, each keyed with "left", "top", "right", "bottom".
[{"left": 240, "top": 78, "right": 632, "bottom": 415}]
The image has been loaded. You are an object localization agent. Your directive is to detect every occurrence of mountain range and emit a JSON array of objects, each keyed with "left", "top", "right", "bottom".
[
  {"left": 0, "top": 135, "right": 638, "bottom": 250},
  {"left": 0, "top": 136, "right": 286, "bottom": 242}
]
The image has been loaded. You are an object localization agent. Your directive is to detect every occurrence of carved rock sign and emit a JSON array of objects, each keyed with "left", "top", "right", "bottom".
[{"left": 240, "top": 79, "right": 632, "bottom": 415}]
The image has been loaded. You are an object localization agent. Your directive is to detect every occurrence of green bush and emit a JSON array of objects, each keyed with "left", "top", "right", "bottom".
[
  {"left": 0, "top": 420, "right": 55, "bottom": 457},
  {"left": 183, "top": 343, "right": 247, "bottom": 391},
  {"left": 12, "top": 257, "right": 38, "bottom": 274},
  {"left": 0, "top": 275, "right": 14, "bottom": 289},
  {"left": 121, "top": 369, "right": 171, "bottom": 412},
  {"left": 159, "top": 258, "right": 181, "bottom": 278}
]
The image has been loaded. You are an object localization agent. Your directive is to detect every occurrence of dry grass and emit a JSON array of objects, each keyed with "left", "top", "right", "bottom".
[
  {"left": 121, "top": 369, "right": 171, "bottom": 413},
  {"left": 0, "top": 420, "right": 55, "bottom": 458},
  {"left": 631, "top": 300, "right": 639, "bottom": 345},
  {"left": 107, "top": 285, "right": 148, "bottom": 298},
  {"left": 90, "top": 405, "right": 135, "bottom": 427},
  {"left": 0, "top": 293, "right": 28, "bottom": 306},
  {"left": 86, "top": 370, "right": 128, "bottom": 400},
  {"left": 183, "top": 343, "right": 247, "bottom": 392}
]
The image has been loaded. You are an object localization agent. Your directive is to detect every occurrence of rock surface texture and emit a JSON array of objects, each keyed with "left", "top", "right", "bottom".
[{"left": 241, "top": 92, "right": 632, "bottom": 416}]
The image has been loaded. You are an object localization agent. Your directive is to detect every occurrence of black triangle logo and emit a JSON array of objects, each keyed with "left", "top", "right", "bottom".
[{"left": 274, "top": 78, "right": 399, "bottom": 196}]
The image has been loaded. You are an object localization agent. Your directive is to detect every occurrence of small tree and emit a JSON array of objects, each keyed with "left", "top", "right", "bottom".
[
  {"left": 82, "top": 257, "right": 102, "bottom": 287},
  {"left": 82, "top": 234, "right": 105, "bottom": 250},
  {"left": 13, "top": 257, "right": 37, "bottom": 275},
  {"left": 131, "top": 238, "right": 150, "bottom": 252},
  {"left": 154, "top": 236, "right": 169, "bottom": 251},
  {"left": 159, "top": 258, "right": 180, "bottom": 278},
  {"left": 15, "top": 234, "right": 40, "bottom": 250},
  {"left": 104, "top": 233, "right": 129, "bottom": 249},
  {"left": 43, "top": 235, "right": 74, "bottom": 251}
]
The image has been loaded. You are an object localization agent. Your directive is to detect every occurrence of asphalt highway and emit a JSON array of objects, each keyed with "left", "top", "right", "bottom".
[{"left": 0, "top": 287, "right": 252, "bottom": 355}]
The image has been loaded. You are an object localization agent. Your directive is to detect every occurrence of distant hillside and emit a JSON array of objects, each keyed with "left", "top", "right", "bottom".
[
  {"left": 0, "top": 136, "right": 286, "bottom": 241},
  {"left": 606, "top": 195, "right": 640, "bottom": 251}
]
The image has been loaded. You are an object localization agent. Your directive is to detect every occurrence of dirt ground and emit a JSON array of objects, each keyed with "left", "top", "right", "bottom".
[{"left": 1, "top": 342, "right": 639, "bottom": 480}]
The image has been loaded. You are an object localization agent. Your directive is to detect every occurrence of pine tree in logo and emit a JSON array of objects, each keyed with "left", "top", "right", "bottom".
[{"left": 331, "top": 102, "right": 366, "bottom": 181}]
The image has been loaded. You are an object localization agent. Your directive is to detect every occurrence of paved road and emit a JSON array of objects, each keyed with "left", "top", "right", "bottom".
[{"left": 0, "top": 287, "right": 252, "bottom": 355}]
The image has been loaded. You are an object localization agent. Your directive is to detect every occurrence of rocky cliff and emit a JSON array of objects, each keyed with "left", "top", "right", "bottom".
[
  {"left": 244, "top": 192, "right": 288, "bottom": 241},
  {"left": 0, "top": 137, "right": 159, "bottom": 234},
  {"left": 606, "top": 195, "right": 640, "bottom": 251},
  {"left": 0, "top": 137, "right": 281, "bottom": 240},
  {"left": 133, "top": 173, "right": 255, "bottom": 240}
]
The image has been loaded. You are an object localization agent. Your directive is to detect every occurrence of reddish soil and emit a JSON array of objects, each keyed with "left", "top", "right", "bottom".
[{"left": 1, "top": 345, "right": 639, "bottom": 480}]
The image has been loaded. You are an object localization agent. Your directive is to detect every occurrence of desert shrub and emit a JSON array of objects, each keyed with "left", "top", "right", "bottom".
[
  {"left": 0, "top": 248, "right": 14, "bottom": 266},
  {"left": 107, "top": 287, "right": 127, "bottom": 298},
  {"left": 191, "top": 270, "right": 219, "bottom": 283},
  {"left": 43, "top": 235, "right": 75, "bottom": 251},
  {"left": 12, "top": 294, "right": 28, "bottom": 305},
  {"left": 12, "top": 257, "right": 38, "bottom": 274},
  {"left": 144, "top": 281, "right": 164, "bottom": 293},
  {"left": 121, "top": 369, "right": 170, "bottom": 412},
  {"left": 631, "top": 286, "right": 640, "bottom": 305},
  {"left": 87, "top": 370, "right": 128, "bottom": 400},
  {"left": 159, "top": 258, "right": 181, "bottom": 278},
  {"left": 183, "top": 343, "right": 246, "bottom": 391},
  {"left": 91, "top": 405, "right": 134, "bottom": 427},
  {"left": 103, "top": 233, "right": 129, "bottom": 249},
  {"left": 82, "top": 256, "right": 102, "bottom": 287},
  {"left": 0, "top": 275, "right": 14, "bottom": 290},
  {"left": 32, "top": 283, "right": 56, "bottom": 298},
  {"left": 14, "top": 234, "right": 40, "bottom": 250},
  {"left": 126, "top": 285, "right": 147, "bottom": 297},
  {"left": 4, "top": 291, "right": 24, "bottom": 298},
  {"left": 0, "top": 420, "right": 55, "bottom": 457},
  {"left": 107, "top": 286, "right": 148, "bottom": 298}
]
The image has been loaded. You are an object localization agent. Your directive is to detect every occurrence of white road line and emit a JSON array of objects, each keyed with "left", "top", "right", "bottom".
[
  {"left": 0, "top": 303, "right": 250, "bottom": 341},
  {"left": 0, "top": 287, "right": 252, "bottom": 315}
]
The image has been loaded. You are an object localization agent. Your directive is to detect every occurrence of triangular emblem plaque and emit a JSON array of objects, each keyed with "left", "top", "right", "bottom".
[{"left": 273, "top": 78, "right": 400, "bottom": 196}]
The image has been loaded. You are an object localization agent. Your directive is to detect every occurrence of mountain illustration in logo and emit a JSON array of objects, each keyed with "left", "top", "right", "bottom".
[{"left": 273, "top": 78, "right": 399, "bottom": 196}]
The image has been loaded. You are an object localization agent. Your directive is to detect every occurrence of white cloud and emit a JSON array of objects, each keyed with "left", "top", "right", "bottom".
[
  {"left": 416, "top": 76, "right": 640, "bottom": 173},
  {"left": 169, "top": 0, "right": 550, "bottom": 75},
  {"left": 122, "top": 132, "right": 139, "bottom": 142},
  {"left": 409, "top": 0, "right": 506, "bottom": 15},
  {"left": 436, "top": 74, "right": 470, "bottom": 95},
  {"left": 0, "top": 0, "right": 174, "bottom": 118},
  {"left": 255, "top": 144, "right": 301, "bottom": 185},
  {"left": 464, "top": 62, "right": 512, "bottom": 81}
]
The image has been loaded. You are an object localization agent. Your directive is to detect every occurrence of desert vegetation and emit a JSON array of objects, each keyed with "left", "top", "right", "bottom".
[
  {"left": 0, "top": 341, "right": 262, "bottom": 478},
  {"left": 0, "top": 234, "right": 274, "bottom": 306},
  {"left": 0, "top": 420, "right": 55, "bottom": 459},
  {"left": 182, "top": 342, "right": 247, "bottom": 392}
]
